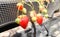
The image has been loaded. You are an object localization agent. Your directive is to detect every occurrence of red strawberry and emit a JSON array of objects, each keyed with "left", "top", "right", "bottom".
[
  {"left": 17, "top": 3, "right": 23, "bottom": 11},
  {"left": 19, "top": 15, "right": 29, "bottom": 29},
  {"left": 36, "top": 14, "right": 43, "bottom": 25}
]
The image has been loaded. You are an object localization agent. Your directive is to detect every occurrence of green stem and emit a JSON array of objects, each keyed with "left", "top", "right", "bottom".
[
  {"left": 24, "top": 2, "right": 34, "bottom": 10},
  {"left": 22, "top": 0, "right": 34, "bottom": 10},
  {"left": 36, "top": 1, "right": 41, "bottom": 13},
  {"left": 29, "top": 0, "right": 34, "bottom": 10},
  {"left": 17, "top": 10, "right": 20, "bottom": 17}
]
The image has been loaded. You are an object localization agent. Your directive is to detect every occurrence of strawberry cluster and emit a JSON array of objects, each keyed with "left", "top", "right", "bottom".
[{"left": 15, "top": 2, "right": 48, "bottom": 29}]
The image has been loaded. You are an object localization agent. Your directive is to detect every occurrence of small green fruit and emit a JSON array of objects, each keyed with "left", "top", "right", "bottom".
[
  {"left": 22, "top": 8, "right": 27, "bottom": 14},
  {"left": 44, "top": 14, "right": 49, "bottom": 18},
  {"left": 15, "top": 18, "right": 20, "bottom": 24},
  {"left": 42, "top": 9, "right": 47, "bottom": 14},
  {"left": 31, "top": 16, "right": 37, "bottom": 22}
]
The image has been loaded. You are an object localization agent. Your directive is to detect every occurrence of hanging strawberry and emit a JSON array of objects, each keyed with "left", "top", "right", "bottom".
[
  {"left": 15, "top": 15, "right": 29, "bottom": 29},
  {"left": 36, "top": 13, "right": 43, "bottom": 25},
  {"left": 17, "top": 3, "right": 23, "bottom": 11},
  {"left": 19, "top": 15, "right": 29, "bottom": 29}
]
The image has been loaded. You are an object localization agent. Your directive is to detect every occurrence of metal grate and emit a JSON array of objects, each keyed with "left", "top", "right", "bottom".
[
  {"left": 0, "top": 2, "right": 39, "bottom": 27},
  {"left": 0, "top": 2, "right": 17, "bottom": 25}
]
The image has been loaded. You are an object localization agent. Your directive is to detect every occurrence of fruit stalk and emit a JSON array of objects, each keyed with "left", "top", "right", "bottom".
[
  {"left": 30, "top": 19, "right": 36, "bottom": 37},
  {"left": 29, "top": 0, "right": 34, "bottom": 10},
  {"left": 21, "top": 0, "right": 34, "bottom": 10},
  {"left": 43, "top": 24, "right": 49, "bottom": 36},
  {"left": 29, "top": 1, "right": 36, "bottom": 37},
  {"left": 17, "top": 10, "right": 20, "bottom": 17}
]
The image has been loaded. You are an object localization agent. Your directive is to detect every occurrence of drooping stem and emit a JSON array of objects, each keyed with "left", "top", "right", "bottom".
[
  {"left": 28, "top": 1, "right": 36, "bottom": 37},
  {"left": 22, "top": 0, "right": 34, "bottom": 10},
  {"left": 24, "top": 2, "right": 34, "bottom": 10},
  {"left": 43, "top": 24, "right": 49, "bottom": 36},
  {"left": 36, "top": 0, "right": 41, "bottom": 13},
  {"left": 32, "top": 22, "right": 36, "bottom": 37},
  {"left": 30, "top": 19, "right": 36, "bottom": 37},
  {"left": 29, "top": 0, "right": 34, "bottom": 10},
  {"left": 17, "top": 10, "right": 20, "bottom": 17}
]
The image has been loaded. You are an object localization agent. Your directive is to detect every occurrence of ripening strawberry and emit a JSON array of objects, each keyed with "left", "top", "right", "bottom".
[
  {"left": 17, "top": 3, "right": 23, "bottom": 11},
  {"left": 19, "top": 15, "right": 29, "bottom": 29},
  {"left": 36, "top": 14, "right": 43, "bottom": 25}
]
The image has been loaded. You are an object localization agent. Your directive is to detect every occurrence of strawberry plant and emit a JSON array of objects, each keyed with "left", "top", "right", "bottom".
[{"left": 15, "top": 0, "right": 54, "bottom": 37}]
